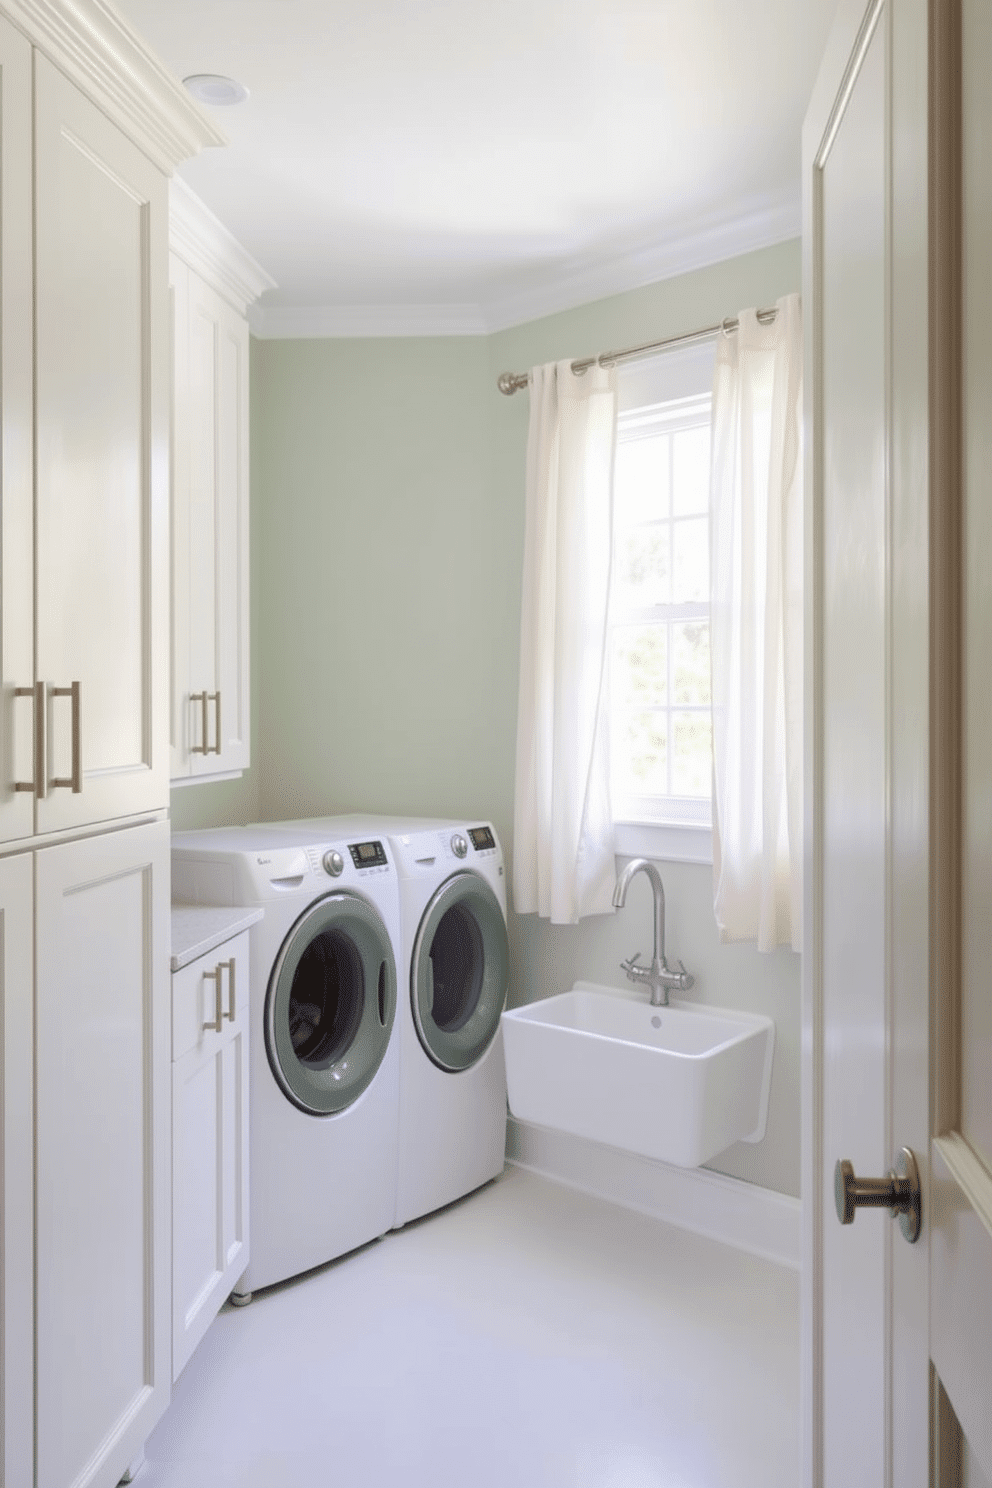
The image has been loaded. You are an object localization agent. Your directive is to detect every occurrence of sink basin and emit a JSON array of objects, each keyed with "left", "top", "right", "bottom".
[{"left": 501, "top": 980, "right": 774, "bottom": 1169}]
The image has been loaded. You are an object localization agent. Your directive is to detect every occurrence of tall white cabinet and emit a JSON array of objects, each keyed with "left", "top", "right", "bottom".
[
  {"left": 0, "top": 5, "right": 221, "bottom": 1487},
  {"left": 170, "top": 179, "right": 272, "bottom": 783}
]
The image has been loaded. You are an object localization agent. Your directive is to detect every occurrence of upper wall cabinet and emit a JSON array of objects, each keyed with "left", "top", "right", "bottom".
[
  {"left": 170, "top": 180, "right": 274, "bottom": 784},
  {"left": 0, "top": 4, "right": 224, "bottom": 845}
]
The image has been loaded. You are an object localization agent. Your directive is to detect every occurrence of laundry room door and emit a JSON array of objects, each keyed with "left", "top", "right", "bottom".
[
  {"left": 930, "top": 0, "right": 992, "bottom": 1476},
  {"left": 805, "top": 0, "right": 992, "bottom": 1483}
]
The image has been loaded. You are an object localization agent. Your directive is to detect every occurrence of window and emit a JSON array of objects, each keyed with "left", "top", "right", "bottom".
[{"left": 609, "top": 341, "right": 716, "bottom": 862}]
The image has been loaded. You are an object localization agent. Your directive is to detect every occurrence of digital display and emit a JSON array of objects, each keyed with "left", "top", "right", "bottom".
[
  {"left": 468, "top": 826, "right": 495, "bottom": 851},
  {"left": 349, "top": 840, "right": 387, "bottom": 868}
]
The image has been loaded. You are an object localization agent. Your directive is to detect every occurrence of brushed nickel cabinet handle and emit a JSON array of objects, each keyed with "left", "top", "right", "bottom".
[
  {"left": 224, "top": 957, "right": 236, "bottom": 1021},
  {"left": 50, "top": 681, "right": 82, "bottom": 792},
  {"left": 189, "top": 691, "right": 208, "bottom": 754},
  {"left": 190, "top": 691, "right": 222, "bottom": 755},
  {"left": 202, "top": 965, "right": 224, "bottom": 1033},
  {"left": 14, "top": 681, "right": 46, "bottom": 797}
]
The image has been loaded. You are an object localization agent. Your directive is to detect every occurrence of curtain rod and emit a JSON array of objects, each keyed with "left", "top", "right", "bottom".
[{"left": 496, "top": 305, "right": 780, "bottom": 395}]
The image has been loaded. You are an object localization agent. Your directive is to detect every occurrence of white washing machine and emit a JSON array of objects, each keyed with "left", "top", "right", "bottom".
[
  {"left": 294, "top": 815, "right": 510, "bottom": 1227},
  {"left": 171, "top": 823, "right": 402, "bottom": 1298}
]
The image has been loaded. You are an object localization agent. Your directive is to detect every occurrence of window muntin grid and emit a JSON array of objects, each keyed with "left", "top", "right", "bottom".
[{"left": 610, "top": 393, "right": 713, "bottom": 827}]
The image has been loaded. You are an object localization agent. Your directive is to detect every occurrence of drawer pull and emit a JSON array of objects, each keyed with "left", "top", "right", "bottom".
[{"left": 203, "top": 965, "right": 224, "bottom": 1033}]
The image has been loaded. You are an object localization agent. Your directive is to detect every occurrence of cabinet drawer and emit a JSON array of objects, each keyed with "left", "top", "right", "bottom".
[{"left": 172, "top": 929, "right": 249, "bottom": 1062}]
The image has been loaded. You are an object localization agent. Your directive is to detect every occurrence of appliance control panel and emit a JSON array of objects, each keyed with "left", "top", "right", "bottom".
[
  {"left": 468, "top": 825, "right": 496, "bottom": 853},
  {"left": 348, "top": 839, "right": 388, "bottom": 871}
]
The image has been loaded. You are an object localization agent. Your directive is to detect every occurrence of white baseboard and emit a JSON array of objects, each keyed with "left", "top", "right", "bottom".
[{"left": 505, "top": 1116, "right": 801, "bottom": 1271}]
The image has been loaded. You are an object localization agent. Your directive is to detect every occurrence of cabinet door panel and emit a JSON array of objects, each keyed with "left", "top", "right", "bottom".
[
  {"left": 0, "top": 20, "right": 34, "bottom": 844},
  {"left": 220, "top": 1023, "right": 249, "bottom": 1276},
  {"left": 35, "top": 821, "right": 170, "bottom": 1488},
  {"left": 172, "top": 930, "right": 248, "bottom": 1061},
  {"left": 169, "top": 253, "right": 192, "bottom": 779},
  {"left": 0, "top": 852, "right": 33, "bottom": 1488},
  {"left": 213, "top": 296, "right": 250, "bottom": 773},
  {"left": 172, "top": 1024, "right": 248, "bottom": 1377},
  {"left": 172, "top": 933, "right": 249, "bottom": 1376},
  {"left": 173, "top": 1043, "right": 227, "bottom": 1373},
  {"left": 186, "top": 273, "right": 250, "bottom": 777},
  {"left": 34, "top": 56, "right": 169, "bottom": 831}
]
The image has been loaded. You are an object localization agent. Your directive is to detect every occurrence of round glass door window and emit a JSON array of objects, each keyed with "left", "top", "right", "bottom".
[
  {"left": 411, "top": 872, "right": 509, "bottom": 1072},
  {"left": 266, "top": 893, "right": 397, "bottom": 1115}
]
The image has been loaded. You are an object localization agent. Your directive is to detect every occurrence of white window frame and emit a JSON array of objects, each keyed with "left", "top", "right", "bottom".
[{"left": 610, "top": 340, "right": 717, "bottom": 866}]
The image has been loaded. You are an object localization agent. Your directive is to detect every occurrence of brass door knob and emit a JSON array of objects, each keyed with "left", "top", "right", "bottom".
[{"left": 834, "top": 1146, "right": 922, "bottom": 1243}]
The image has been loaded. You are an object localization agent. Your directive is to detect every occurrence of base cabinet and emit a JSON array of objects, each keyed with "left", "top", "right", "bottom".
[
  {"left": 172, "top": 929, "right": 250, "bottom": 1378},
  {"left": 1, "top": 821, "right": 172, "bottom": 1488},
  {"left": 0, "top": 852, "right": 33, "bottom": 1488}
]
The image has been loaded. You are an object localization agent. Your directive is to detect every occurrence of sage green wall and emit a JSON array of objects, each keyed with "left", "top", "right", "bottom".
[
  {"left": 174, "top": 238, "right": 804, "bottom": 1197},
  {"left": 488, "top": 240, "right": 803, "bottom": 1198}
]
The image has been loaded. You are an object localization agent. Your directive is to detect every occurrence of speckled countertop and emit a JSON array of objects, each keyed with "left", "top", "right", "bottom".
[{"left": 171, "top": 905, "right": 264, "bottom": 972}]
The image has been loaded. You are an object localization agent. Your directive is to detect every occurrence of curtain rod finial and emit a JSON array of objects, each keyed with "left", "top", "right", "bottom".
[{"left": 498, "top": 371, "right": 528, "bottom": 396}]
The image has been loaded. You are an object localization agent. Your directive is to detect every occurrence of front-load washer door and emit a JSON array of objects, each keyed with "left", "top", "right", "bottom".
[
  {"left": 266, "top": 893, "right": 397, "bottom": 1115},
  {"left": 411, "top": 872, "right": 509, "bottom": 1072}
]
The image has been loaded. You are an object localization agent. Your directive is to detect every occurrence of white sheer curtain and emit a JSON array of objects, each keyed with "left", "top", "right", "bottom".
[
  {"left": 710, "top": 295, "right": 804, "bottom": 951},
  {"left": 512, "top": 359, "right": 618, "bottom": 924}
]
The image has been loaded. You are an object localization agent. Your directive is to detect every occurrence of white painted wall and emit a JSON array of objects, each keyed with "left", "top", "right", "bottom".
[{"left": 171, "top": 237, "right": 803, "bottom": 1197}]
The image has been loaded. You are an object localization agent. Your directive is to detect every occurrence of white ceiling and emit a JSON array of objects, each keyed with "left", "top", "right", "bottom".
[{"left": 112, "top": 0, "right": 837, "bottom": 335}]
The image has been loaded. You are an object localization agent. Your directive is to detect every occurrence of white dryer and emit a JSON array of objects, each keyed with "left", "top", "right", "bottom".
[
  {"left": 301, "top": 815, "right": 510, "bottom": 1227},
  {"left": 171, "top": 823, "right": 402, "bottom": 1298}
]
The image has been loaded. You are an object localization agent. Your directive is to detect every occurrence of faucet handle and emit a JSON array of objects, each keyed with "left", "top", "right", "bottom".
[
  {"left": 621, "top": 952, "right": 648, "bottom": 985},
  {"left": 675, "top": 959, "right": 695, "bottom": 991}
]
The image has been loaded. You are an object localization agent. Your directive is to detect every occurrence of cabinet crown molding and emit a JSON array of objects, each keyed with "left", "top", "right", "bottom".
[
  {"left": 170, "top": 176, "right": 276, "bottom": 315},
  {"left": 2, "top": 0, "right": 224, "bottom": 171}
]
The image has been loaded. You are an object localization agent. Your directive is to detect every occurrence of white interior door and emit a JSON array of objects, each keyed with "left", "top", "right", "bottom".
[
  {"left": 930, "top": 0, "right": 992, "bottom": 1477},
  {"left": 805, "top": 0, "right": 992, "bottom": 1484}
]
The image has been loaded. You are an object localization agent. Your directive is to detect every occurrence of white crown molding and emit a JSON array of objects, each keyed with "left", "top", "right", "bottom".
[
  {"left": 170, "top": 177, "right": 276, "bottom": 314},
  {"left": 246, "top": 196, "right": 800, "bottom": 340},
  {"left": 249, "top": 300, "right": 489, "bottom": 339},
  {"left": 2, "top": 0, "right": 226, "bottom": 173},
  {"left": 482, "top": 195, "right": 802, "bottom": 333},
  {"left": 506, "top": 1116, "right": 801, "bottom": 1270}
]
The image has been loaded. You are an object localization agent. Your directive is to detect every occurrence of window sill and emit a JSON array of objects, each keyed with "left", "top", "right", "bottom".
[{"left": 613, "top": 818, "right": 713, "bottom": 866}]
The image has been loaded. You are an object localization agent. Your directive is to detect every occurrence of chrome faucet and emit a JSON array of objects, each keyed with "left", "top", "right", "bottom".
[{"left": 612, "top": 858, "right": 695, "bottom": 1007}]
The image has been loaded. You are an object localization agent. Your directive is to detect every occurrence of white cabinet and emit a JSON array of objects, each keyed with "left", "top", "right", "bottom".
[
  {"left": 170, "top": 181, "right": 273, "bottom": 783},
  {"left": 0, "top": 13, "right": 42, "bottom": 848},
  {"left": 34, "top": 821, "right": 171, "bottom": 1488},
  {"left": 172, "top": 928, "right": 251, "bottom": 1378},
  {"left": 0, "top": 851, "right": 33, "bottom": 1488},
  {"left": 0, "top": 5, "right": 220, "bottom": 1486},
  {"left": 1, "top": 43, "right": 171, "bottom": 840}
]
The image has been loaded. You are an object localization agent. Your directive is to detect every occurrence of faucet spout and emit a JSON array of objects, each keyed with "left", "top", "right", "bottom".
[
  {"left": 613, "top": 858, "right": 694, "bottom": 1006},
  {"left": 613, "top": 857, "right": 666, "bottom": 967}
]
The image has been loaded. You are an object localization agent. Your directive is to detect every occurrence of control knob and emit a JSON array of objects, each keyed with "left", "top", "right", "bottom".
[
  {"left": 323, "top": 850, "right": 344, "bottom": 877},
  {"left": 451, "top": 834, "right": 468, "bottom": 858}
]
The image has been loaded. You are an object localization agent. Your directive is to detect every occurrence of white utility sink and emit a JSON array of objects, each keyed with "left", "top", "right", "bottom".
[{"left": 501, "top": 980, "right": 775, "bottom": 1169}]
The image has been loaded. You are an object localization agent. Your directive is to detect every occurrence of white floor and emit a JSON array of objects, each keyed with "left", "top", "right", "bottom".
[{"left": 141, "top": 1166, "right": 800, "bottom": 1488}]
